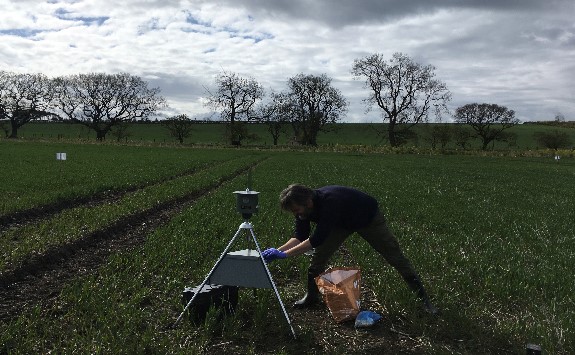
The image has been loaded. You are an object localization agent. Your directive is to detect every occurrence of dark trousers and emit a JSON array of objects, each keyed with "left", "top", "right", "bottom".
[{"left": 308, "top": 211, "right": 420, "bottom": 283}]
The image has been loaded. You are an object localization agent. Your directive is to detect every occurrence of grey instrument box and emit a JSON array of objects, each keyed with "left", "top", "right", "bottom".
[{"left": 208, "top": 249, "right": 272, "bottom": 288}]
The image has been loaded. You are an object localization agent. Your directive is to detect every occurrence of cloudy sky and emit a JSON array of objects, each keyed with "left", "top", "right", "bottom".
[{"left": 1, "top": 0, "right": 574, "bottom": 122}]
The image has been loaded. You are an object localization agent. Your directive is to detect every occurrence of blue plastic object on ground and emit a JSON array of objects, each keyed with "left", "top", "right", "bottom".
[{"left": 354, "top": 310, "right": 382, "bottom": 328}]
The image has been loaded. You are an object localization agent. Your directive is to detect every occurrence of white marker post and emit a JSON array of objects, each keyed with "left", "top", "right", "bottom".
[{"left": 56, "top": 152, "right": 67, "bottom": 177}]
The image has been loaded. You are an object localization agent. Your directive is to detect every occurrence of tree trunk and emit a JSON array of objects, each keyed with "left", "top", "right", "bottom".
[
  {"left": 9, "top": 121, "right": 19, "bottom": 138},
  {"left": 307, "top": 130, "right": 318, "bottom": 146},
  {"left": 96, "top": 130, "right": 106, "bottom": 141},
  {"left": 388, "top": 121, "right": 397, "bottom": 147}
]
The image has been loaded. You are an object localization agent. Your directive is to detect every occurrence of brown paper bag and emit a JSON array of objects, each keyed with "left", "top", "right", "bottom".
[{"left": 315, "top": 267, "right": 361, "bottom": 323}]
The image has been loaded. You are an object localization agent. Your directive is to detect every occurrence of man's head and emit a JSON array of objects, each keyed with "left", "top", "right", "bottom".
[{"left": 279, "top": 184, "right": 314, "bottom": 219}]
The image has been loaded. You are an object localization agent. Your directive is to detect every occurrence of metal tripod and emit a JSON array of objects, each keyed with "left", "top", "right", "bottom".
[{"left": 174, "top": 220, "right": 296, "bottom": 338}]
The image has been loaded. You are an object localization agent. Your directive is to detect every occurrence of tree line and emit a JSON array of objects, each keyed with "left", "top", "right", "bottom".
[
  {"left": 3, "top": 52, "right": 570, "bottom": 149},
  {"left": 0, "top": 72, "right": 166, "bottom": 140}
]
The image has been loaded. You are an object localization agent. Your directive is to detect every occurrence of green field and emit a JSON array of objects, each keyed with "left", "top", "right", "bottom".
[
  {"left": 13, "top": 121, "right": 575, "bottom": 152},
  {"left": 1, "top": 140, "right": 574, "bottom": 354}
]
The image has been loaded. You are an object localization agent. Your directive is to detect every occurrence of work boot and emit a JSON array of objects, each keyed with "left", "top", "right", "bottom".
[
  {"left": 404, "top": 275, "right": 439, "bottom": 315},
  {"left": 293, "top": 273, "right": 321, "bottom": 309}
]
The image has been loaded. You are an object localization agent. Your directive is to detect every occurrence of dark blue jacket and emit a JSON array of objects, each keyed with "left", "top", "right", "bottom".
[{"left": 294, "top": 185, "right": 379, "bottom": 247}]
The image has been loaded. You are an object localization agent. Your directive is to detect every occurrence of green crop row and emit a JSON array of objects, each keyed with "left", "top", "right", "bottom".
[
  {"left": 1, "top": 148, "right": 574, "bottom": 353},
  {"left": 0, "top": 152, "right": 265, "bottom": 274}
]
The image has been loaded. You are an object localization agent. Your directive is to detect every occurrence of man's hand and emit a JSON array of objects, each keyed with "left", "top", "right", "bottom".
[{"left": 261, "top": 248, "right": 287, "bottom": 262}]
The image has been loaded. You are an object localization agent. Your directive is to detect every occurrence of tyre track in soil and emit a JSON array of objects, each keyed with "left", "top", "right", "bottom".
[{"left": 0, "top": 160, "right": 262, "bottom": 322}]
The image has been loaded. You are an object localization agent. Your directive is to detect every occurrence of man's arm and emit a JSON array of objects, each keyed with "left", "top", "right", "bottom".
[
  {"left": 278, "top": 238, "right": 313, "bottom": 257},
  {"left": 277, "top": 238, "right": 300, "bottom": 252}
]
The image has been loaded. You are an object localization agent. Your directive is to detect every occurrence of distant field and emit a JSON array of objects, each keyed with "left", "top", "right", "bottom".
[
  {"left": 14, "top": 121, "right": 575, "bottom": 150},
  {"left": 1, "top": 140, "right": 574, "bottom": 353},
  {"left": 0, "top": 141, "right": 251, "bottom": 216}
]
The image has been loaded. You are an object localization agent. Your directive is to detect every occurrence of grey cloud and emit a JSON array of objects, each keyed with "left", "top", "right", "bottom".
[
  {"left": 146, "top": 72, "right": 207, "bottom": 101},
  {"left": 212, "top": 0, "right": 573, "bottom": 27}
]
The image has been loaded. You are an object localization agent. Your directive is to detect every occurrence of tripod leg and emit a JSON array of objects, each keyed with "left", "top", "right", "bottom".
[
  {"left": 249, "top": 227, "right": 297, "bottom": 339},
  {"left": 172, "top": 225, "right": 245, "bottom": 327}
]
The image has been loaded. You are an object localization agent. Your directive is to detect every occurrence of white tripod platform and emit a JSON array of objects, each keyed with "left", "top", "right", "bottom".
[{"left": 175, "top": 221, "right": 296, "bottom": 338}]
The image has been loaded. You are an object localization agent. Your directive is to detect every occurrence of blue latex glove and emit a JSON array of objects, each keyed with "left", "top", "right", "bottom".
[{"left": 261, "top": 248, "right": 287, "bottom": 262}]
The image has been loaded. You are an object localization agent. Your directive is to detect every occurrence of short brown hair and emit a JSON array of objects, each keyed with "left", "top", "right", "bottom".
[{"left": 279, "top": 184, "right": 314, "bottom": 210}]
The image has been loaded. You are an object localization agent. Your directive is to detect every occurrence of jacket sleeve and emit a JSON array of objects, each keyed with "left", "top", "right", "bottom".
[{"left": 294, "top": 218, "right": 311, "bottom": 242}]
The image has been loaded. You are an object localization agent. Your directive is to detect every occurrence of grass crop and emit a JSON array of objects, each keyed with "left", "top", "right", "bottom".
[
  {"left": 0, "top": 140, "right": 249, "bottom": 216},
  {"left": 1, "top": 145, "right": 574, "bottom": 353},
  {"left": 0, "top": 153, "right": 264, "bottom": 273}
]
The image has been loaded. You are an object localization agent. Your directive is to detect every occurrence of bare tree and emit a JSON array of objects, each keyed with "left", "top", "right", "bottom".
[
  {"left": 454, "top": 103, "right": 520, "bottom": 150},
  {"left": 256, "top": 91, "right": 293, "bottom": 145},
  {"left": 352, "top": 52, "right": 451, "bottom": 147},
  {"left": 554, "top": 112, "right": 566, "bottom": 122},
  {"left": 205, "top": 71, "right": 264, "bottom": 145},
  {"left": 422, "top": 124, "right": 452, "bottom": 149},
  {"left": 0, "top": 71, "right": 53, "bottom": 138},
  {"left": 451, "top": 124, "right": 475, "bottom": 150},
  {"left": 52, "top": 72, "right": 166, "bottom": 141},
  {"left": 109, "top": 122, "right": 132, "bottom": 142},
  {"left": 163, "top": 114, "right": 194, "bottom": 144},
  {"left": 284, "top": 73, "right": 348, "bottom": 146},
  {"left": 534, "top": 130, "right": 572, "bottom": 150}
]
